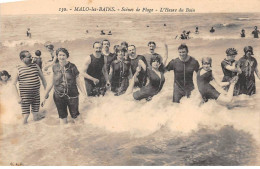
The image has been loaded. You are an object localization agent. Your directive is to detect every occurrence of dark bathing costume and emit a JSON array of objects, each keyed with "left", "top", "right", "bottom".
[
  {"left": 166, "top": 56, "right": 199, "bottom": 103},
  {"left": 52, "top": 62, "right": 80, "bottom": 119},
  {"left": 104, "top": 52, "right": 116, "bottom": 73},
  {"left": 221, "top": 58, "right": 239, "bottom": 95},
  {"left": 197, "top": 68, "right": 220, "bottom": 102},
  {"left": 130, "top": 55, "right": 148, "bottom": 88},
  {"left": 84, "top": 54, "right": 106, "bottom": 96},
  {"left": 133, "top": 66, "right": 165, "bottom": 100},
  {"left": 110, "top": 57, "right": 131, "bottom": 95},
  {"left": 237, "top": 55, "right": 258, "bottom": 96}
]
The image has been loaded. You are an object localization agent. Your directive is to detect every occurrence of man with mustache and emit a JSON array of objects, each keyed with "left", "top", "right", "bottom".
[
  {"left": 82, "top": 41, "right": 110, "bottom": 96},
  {"left": 144, "top": 41, "right": 168, "bottom": 69},
  {"left": 102, "top": 39, "right": 116, "bottom": 73},
  {"left": 128, "top": 45, "right": 148, "bottom": 88}
]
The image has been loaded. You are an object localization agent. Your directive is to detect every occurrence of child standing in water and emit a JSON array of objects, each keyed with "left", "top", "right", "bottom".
[
  {"left": 33, "top": 50, "right": 43, "bottom": 70},
  {"left": 12, "top": 50, "right": 47, "bottom": 124},
  {"left": 197, "top": 57, "right": 238, "bottom": 104}
]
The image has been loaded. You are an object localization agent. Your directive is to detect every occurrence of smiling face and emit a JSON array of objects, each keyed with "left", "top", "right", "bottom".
[
  {"left": 1, "top": 75, "right": 8, "bottom": 82},
  {"left": 202, "top": 62, "right": 211, "bottom": 71},
  {"left": 227, "top": 54, "right": 236, "bottom": 61},
  {"left": 22, "top": 52, "right": 32, "bottom": 65},
  {"left": 57, "top": 51, "right": 68, "bottom": 63},
  {"left": 94, "top": 43, "right": 102, "bottom": 54},
  {"left": 151, "top": 59, "right": 161, "bottom": 69},
  {"left": 178, "top": 48, "right": 188, "bottom": 61},
  {"left": 148, "top": 43, "right": 156, "bottom": 54},
  {"left": 128, "top": 46, "right": 136, "bottom": 57}
]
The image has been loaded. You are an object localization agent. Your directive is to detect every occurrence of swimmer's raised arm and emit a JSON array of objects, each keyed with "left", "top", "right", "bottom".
[
  {"left": 44, "top": 72, "right": 54, "bottom": 100},
  {"left": 138, "top": 59, "right": 146, "bottom": 71},
  {"left": 163, "top": 44, "right": 168, "bottom": 66}
]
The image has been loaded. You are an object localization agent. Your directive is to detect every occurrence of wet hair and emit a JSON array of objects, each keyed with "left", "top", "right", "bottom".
[
  {"left": 202, "top": 57, "right": 212, "bottom": 67},
  {"left": 0, "top": 70, "right": 11, "bottom": 79},
  {"left": 93, "top": 41, "right": 102, "bottom": 48},
  {"left": 56, "top": 48, "right": 69, "bottom": 58},
  {"left": 150, "top": 55, "right": 161, "bottom": 65},
  {"left": 101, "top": 39, "right": 110, "bottom": 46},
  {"left": 35, "top": 50, "right": 41, "bottom": 56},
  {"left": 19, "top": 50, "right": 30, "bottom": 60},
  {"left": 254, "top": 26, "right": 258, "bottom": 29},
  {"left": 244, "top": 46, "right": 254, "bottom": 55},
  {"left": 178, "top": 44, "right": 189, "bottom": 53},
  {"left": 121, "top": 41, "right": 128, "bottom": 48},
  {"left": 113, "top": 45, "right": 120, "bottom": 53},
  {"left": 226, "top": 48, "right": 238, "bottom": 56},
  {"left": 148, "top": 41, "right": 156, "bottom": 47}
]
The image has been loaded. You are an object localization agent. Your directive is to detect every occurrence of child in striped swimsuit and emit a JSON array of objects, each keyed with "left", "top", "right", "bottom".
[{"left": 13, "top": 50, "right": 47, "bottom": 124}]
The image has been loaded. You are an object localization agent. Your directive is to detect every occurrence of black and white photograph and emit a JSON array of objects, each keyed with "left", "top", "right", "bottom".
[{"left": 0, "top": 0, "right": 259, "bottom": 166}]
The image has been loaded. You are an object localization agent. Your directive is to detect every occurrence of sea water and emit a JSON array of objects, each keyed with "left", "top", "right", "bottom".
[{"left": 0, "top": 13, "right": 259, "bottom": 165}]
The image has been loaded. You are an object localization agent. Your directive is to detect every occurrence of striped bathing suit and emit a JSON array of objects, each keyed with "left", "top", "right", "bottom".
[{"left": 18, "top": 63, "right": 41, "bottom": 114}]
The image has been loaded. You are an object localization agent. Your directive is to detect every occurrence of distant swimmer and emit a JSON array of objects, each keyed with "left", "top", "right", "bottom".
[
  {"left": 147, "top": 25, "right": 149, "bottom": 28},
  {"left": 180, "top": 30, "right": 190, "bottom": 39},
  {"left": 197, "top": 57, "right": 239, "bottom": 105},
  {"left": 108, "top": 31, "right": 112, "bottom": 35},
  {"left": 86, "top": 30, "right": 89, "bottom": 33},
  {"left": 210, "top": 27, "right": 215, "bottom": 33},
  {"left": 26, "top": 28, "right": 31, "bottom": 38},
  {"left": 195, "top": 26, "right": 199, "bottom": 34},
  {"left": 180, "top": 31, "right": 187, "bottom": 39},
  {"left": 252, "top": 26, "right": 259, "bottom": 38},
  {"left": 241, "top": 29, "right": 245, "bottom": 38},
  {"left": 100, "top": 30, "right": 105, "bottom": 35},
  {"left": 164, "top": 23, "right": 167, "bottom": 26}
]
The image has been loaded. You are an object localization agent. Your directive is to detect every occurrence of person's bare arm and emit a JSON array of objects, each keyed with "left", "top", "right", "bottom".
[
  {"left": 163, "top": 44, "right": 168, "bottom": 66},
  {"left": 82, "top": 56, "right": 99, "bottom": 85},
  {"left": 12, "top": 70, "right": 22, "bottom": 104},
  {"left": 255, "top": 66, "right": 260, "bottom": 79},
  {"left": 138, "top": 60, "right": 147, "bottom": 71},
  {"left": 76, "top": 76, "right": 87, "bottom": 96},
  {"left": 36, "top": 64, "right": 47, "bottom": 89},
  {"left": 102, "top": 57, "right": 110, "bottom": 85}
]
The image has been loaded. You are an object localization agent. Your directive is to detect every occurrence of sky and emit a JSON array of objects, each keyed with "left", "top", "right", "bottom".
[{"left": 0, "top": 0, "right": 260, "bottom": 15}]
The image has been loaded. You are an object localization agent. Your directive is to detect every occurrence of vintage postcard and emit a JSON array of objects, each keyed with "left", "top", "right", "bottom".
[{"left": 0, "top": 0, "right": 260, "bottom": 166}]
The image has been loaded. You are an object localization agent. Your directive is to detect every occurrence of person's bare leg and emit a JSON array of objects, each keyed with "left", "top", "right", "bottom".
[
  {"left": 60, "top": 118, "right": 68, "bottom": 125},
  {"left": 22, "top": 114, "right": 30, "bottom": 124}
]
